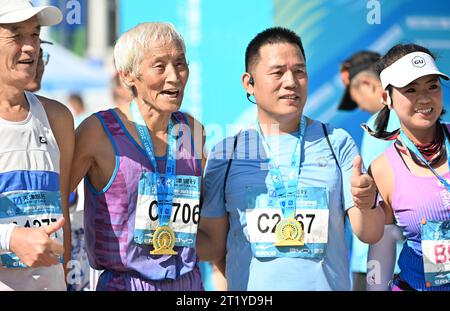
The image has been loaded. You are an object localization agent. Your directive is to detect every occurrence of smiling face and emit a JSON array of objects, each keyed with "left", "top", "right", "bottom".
[
  {"left": 0, "top": 16, "right": 40, "bottom": 89},
  {"left": 249, "top": 42, "right": 308, "bottom": 121},
  {"left": 392, "top": 74, "right": 443, "bottom": 132},
  {"left": 128, "top": 41, "right": 189, "bottom": 113}
]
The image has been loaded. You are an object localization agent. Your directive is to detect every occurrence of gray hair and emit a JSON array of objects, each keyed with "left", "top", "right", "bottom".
[
  {"left": 350, "top": 70, "right": 380, "bottom": 88},
  {"left": 114, "top": 22, "right": 186, "bottom": 91}
]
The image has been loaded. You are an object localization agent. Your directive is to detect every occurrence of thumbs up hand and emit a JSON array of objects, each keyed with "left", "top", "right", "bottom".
[
  {"left": 351, "top": 156, "right": 377, "bottom": 210},
  {"left": 9, "top": 218, "right": 65, "bottom": 268}
]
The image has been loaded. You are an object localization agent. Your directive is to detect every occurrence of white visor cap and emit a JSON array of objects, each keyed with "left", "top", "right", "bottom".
[
  {"left": 0, "top": 0, "right": 62, "bottom": 26},
  {"left": 380, "top": 52, "right": 449, "bottom": 90}
]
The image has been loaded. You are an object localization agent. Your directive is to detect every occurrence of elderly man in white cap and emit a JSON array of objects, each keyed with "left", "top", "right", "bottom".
[{"left": 0, "top": 1, "right": 74, "bottom": 290}]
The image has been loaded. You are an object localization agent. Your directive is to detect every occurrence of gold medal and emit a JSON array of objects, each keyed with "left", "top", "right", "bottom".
[
  {"left": 150, "top": 226, "right": 178, "bottom": 255},
  {"left": 275, "top": 218, "right": 304, "bottom": 246}
]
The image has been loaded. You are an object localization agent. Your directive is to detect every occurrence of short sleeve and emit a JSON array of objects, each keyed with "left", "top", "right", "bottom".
[
  {"left": 327, "top": 125, "right": 360, "bottom": 211},
  {"left": 201, "top": 137, "right": 235, "bottom": 218}
]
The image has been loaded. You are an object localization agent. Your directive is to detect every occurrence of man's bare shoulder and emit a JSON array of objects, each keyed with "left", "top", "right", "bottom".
[
  {"left": 76, "top": 113, "right": 107, "bottom": 139},
  {"left": 184, "top": 113, "right": 205, "bottom": 137},
  {"left": 182, "top": 112, "right": 204, "bottom": 131},
  {"left": 36, "top": 95, "right": 74, "bottom": 142},
  {"left": 36, "top": 95, "right": 72, "bottom": 121}
]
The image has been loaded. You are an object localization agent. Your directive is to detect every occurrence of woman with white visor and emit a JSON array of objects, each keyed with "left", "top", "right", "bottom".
[{"left": 365, "top": 43, "right": 450, "bottom": 291}]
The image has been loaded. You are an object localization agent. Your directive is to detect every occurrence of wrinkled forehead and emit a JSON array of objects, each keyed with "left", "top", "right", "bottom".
[
  {"left": 151, "top": 39, "right": 185, "bottom": 53},
  {"left": 144, "top": 41, "right": 186, "bottom": 59},
  {"left": 0, "top": 16, "right": 40, "bottom": 34}
]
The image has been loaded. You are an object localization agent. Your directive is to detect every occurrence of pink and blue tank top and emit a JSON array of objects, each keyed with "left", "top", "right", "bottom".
[
  {"left": 385, "top": 143, "right": 450, "bottom": 291},
  {"left": 84, "top": 109, "right": 202, "bottom": 283}
]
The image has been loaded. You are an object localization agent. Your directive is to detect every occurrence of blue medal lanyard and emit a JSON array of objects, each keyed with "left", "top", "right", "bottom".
[
  {"left": 399, "top": 124, "right": 450, "bottom": 193},
  {"left": 256, "top": 116, "right": 307, "bottom": 219},
  {"left": 131, "top": 101, "right": 180, "bottom": 226}
]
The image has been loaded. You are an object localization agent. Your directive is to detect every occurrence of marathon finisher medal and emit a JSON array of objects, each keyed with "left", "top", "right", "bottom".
[
  {"left": 275, "top": 218, "right": 304, "bottom": 246},
  {"left": 257, "top": 116, "right": 308, "bottom": 249},
  {"left": 150, "top": 225, "right": 178, "bottom": 255},
  {"left": 131, "top": 101, "right": 181, "bottom": 256}
]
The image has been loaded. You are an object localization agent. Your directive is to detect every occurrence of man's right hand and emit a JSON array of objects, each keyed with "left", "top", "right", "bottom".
[{"left": 9, "top": 218, "right": 65, "bottom": 268}]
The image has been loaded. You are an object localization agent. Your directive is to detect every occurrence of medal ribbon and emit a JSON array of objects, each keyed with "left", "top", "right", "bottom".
[
  {"left": 256, "top": 116, "right": 307, "bottom": 219},
  {"left": 399, "top": 124, "right": 450, "bottom": 194},
  {"left": 131, "top": 101, "right": 180, "bottom": 226}
]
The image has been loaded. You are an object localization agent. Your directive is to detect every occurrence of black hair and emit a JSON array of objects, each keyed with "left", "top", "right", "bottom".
[
  {"left": 346, "top": 51, "right": 381, "bottom": 81},
  {"left": 368, "top": 43, "right": 444, "bottom": 140},
  {"left": 245, "top": 27, "right": 306, "bottom": 73},
  {"left": 69, "top": 93, "right": 85, "bottom": 108}
]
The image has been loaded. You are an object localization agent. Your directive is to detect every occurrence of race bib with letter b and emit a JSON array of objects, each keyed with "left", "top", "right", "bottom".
[{"left": 421, "top": 220, "right": 450, "bottom": 287}]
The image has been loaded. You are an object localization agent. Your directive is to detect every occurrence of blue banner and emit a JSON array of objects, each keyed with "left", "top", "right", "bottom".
[{"left": 119, "top": 0, "right": 450, "bottom": 149}]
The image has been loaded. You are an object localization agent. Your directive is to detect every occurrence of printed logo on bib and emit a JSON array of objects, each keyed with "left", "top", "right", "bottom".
[
  {"left": 421, "top": 220, "right": 450, "bottom": 287},
  {"left": 0, "top": 190, "right": 63, "bottom": 268},
  {"left": 246, "top": 186, "right": 329, "bottom": 258},
  {"left": 134, "top": 172, "right": 200, "bottom": 248}
]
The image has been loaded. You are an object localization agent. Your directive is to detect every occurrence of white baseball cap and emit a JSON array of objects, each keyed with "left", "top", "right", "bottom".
[
  {"left": 0, "top": 0, "right": 62, "bottom": 26},
  {"left": 380, "top": 51, "right": 449, "bottom": 90}
]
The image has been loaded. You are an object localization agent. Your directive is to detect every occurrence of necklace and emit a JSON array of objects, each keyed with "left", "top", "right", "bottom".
[{"left": 396, "top": 126, "right": 445, "bottom": 167}]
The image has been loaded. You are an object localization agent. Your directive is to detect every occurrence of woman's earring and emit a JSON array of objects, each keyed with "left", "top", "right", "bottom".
[{"left": 386, "top": 94, "right": 393, "bottom": 110}]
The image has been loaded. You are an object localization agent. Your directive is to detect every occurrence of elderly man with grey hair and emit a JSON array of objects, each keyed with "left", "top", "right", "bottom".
[
  {"left": 70, "top": 22, "right": 206, "bottom": 291},
  {"left": 0, "top": 0, "right": 74, "bottom": 291}
]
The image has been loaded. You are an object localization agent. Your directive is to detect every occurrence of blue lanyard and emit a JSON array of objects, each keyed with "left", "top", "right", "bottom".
[
  {"left": 256, "top": 116, "right": 307, "bottom": 219},
  {"left": 399, "top": 124, "right": 450, "bottom": 193},
  {"left": 130, "top": 101, "right": 179, "bottom": 226}
]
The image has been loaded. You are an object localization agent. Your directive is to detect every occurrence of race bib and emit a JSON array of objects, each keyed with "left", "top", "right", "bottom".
[
  {"left": 246, "top": 186, "right": 329, "bottom": 258},
  {"left": 134, "top": 172, "right": 200, "bottom": 248},
  {"left": 421, "top": 220, "right": 450, "bottom": 287},
  {"left": 0, "top": 191, "right": 63, "bottom": 268}
]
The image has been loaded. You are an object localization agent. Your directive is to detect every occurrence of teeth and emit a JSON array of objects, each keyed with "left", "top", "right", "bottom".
[
  {"left": 162, "top": 90, "right": 178, "bottom": 95},
  {"left": 162, "top": 91, "right": 179, "bottom": 97},
  {"left": 415, "top": 108, "right": 432, "bottom": 113}
]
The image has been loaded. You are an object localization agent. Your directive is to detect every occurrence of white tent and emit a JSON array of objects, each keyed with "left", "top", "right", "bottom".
[
  {"left": 37, "top": 42, "right": 113, "bottom": 114},
  {"left": 41, "top": 42, "right": 110, "bottom": 92}
]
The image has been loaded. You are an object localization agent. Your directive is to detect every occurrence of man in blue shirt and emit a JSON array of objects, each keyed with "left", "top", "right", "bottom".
[{"left": 197, "top": 27, "right": 385, "bottom": 290}]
